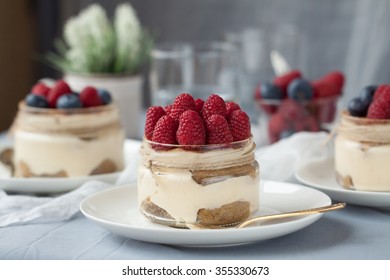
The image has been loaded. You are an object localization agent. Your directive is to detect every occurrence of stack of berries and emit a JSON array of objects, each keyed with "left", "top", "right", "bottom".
[
  {"left": 25, "top": 80, "right": 112, "bottom": 109},
  {"left": 254, "top": 70, "right": 344, "bottom": 143},
  {"left": 347, "top": 84, "right": 390, "bottom": 119},
  {"left": 144, "top": 93, "right": 251, "bottom": 149}
]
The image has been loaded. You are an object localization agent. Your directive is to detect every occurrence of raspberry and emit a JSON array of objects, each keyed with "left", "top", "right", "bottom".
[
  {"left": 144, "top": 106, "right": 166, "bottom": 140},
  {"left": 176, "top": 110, "right": 206, "bottom": 146},
  {"left": 373, "top": 84, "right": 390, "bottom": 100},
  {"left": 268, "top": 113, "right": 289, "bottom": 143},
  {"left": 311, "top": 80, "right": 336, "bottom": 98},
  {"left": 194, "top": 98, "right": 204, "bottom": 112},
  {"left": 31, "top": 83, "right": 50, "bottom": 97},
  {"left": 152, "top": 115, "right": 178, "bottom": 147},
  {"left": 164, "top": 104, "right": 172, "bottom": 115},
  {"left": 229, "top": 110, "right": 251, "bottom": 141},
  {"left": 47, "top": 80, "right": 72, "bottom": 108},
  {"left": 278, "top": 99, "right": 306, "bottom": 120},
  {"left": 79, "top": 86, "right": 103, "bottom": 107},
  {"left": 202, "top": 94, "right": 227, "bottom": 120},
  {"left": 367, "top": 94, "right": 390, "bottom": 119},
  {"left": 274, "top": 70, "right": 302, "bottom": 96},
  {"left": 320, "top": 71, "right": 344, "bottom": 95},
  {"left": 170, "top": 93, "right": 195, "bottom": 121},
  {"left": 205, "top": 114, "right": 233, "bottom": 144},
  {"left": 225, "top": 101, "right": 241, "bottom": 119}
]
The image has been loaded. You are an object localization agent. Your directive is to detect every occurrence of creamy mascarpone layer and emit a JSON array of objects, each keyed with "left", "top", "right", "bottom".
[
  {"left": 14, "top": 129, "right": 124, "bottom": 177},
  {"left": 335, "top": 135, "right": 390, "bottom": 191},
  {"left": 138, "top": 140, "right": 259, "bottom": 223}
]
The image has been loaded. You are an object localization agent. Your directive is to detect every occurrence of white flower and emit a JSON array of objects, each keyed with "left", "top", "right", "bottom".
[
  {"left": 65, "top": 49, "right": 88, "bottom": 72},
  {"left": 63, "top": 16, "right": 84, "bottom": 49},
  {"left": 114, "top": 3, "right": 141, "bottom": 71},
  {"left": 51, "top": 2, "right": 149, "bottom": 73}
]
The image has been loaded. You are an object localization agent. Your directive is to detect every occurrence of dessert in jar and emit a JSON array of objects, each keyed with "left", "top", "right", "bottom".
[
  {"left": 138, "top": 93, "right": 259, "bottom": 226},
  {"left": 335, "top": 84, "right": 390, "bottom": 192},
  {"left": 12, "top": 79, "right": 124, "bottom": 177},
  {"left": 254, "top": 70, "right": 344, "bottom": 143}
]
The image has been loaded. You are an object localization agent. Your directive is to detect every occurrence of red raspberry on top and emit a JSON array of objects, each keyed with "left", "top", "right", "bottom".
[
  {"left": 152, "top": 115, "right": 178, "bottom": 146},
  {"left": 225, "top": 101, "right": 241, "bottom": 119},
  {"left": 144, "top": 106, "right": 166, "bottom": 140},
  {"left": 229, "top": 110, "right": 251, "bottom": 141},
  {"left": 312, "top": 71, "right": 344, "bottom": 98},
  {"left": 202, "top": 94, "right": 227, "bottom": 120},
  {"left": 47, "top": 80, "right": 72, "bottom": 108},
  {"left": 164, "top": 104, "right": 172, "bottom": 115},
  {"left": 80, "top": 86, "right": 103, "bottom": 107},
  {"left": 367, "top": 93, "right": 390, "bottom": 119},
  {"left": 176, "top": 110, "right": 206, "bottom": 146},
  {"left": 320, "top": 71, "right": 344, "bottom": 94},
  {"left": 274, "top": 70, "right": 302, "bottom": 96},
  {"left": 311, "top": 80, "right": 336, "bottom": 98},
  {"left": 31, "top": 83, "right": 50, "bottom": 97},
  {"left": 205, "top": 114, "right": 233, "bottom": 144},
  {"left": 194, "top": 98, "right": 204, "bottom": 113},
  {"left": 373, "top": 84, "right": 390, "bottom": 101},
  {"left": 170, "top": 93, "right": 195, "bottom": 121}
]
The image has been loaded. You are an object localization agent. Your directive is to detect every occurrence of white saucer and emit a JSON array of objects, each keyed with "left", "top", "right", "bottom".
[
  {"left": 295, "top": 157, "right": 390, "bottom": 208},
  {"left": 80, "top": 181, "right": 331, "bottom": 247},
  {"left": 0, "top": 139, "right": 141, "bottom": 194}
]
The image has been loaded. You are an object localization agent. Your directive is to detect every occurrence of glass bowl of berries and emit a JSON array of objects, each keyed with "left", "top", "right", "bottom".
[
  {"left": 254, "top": 70, "right": 344, "bottom": 144},
  {"left": 138, "top": 93, "right": 260, "bottom": 227},
  {"left": 12, "top": 79, "right": 125, "bottom": 178}
]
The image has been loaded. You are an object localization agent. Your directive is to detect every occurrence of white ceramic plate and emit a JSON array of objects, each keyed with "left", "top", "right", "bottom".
[
  {"left": 80, "top": 181, "right": 331, "bottom": 247},
  {"left": 295, "top": 157, "right": 390, "bottom": 209},
  {"left": 0, "top": 139, "right": 141, "bottom": 194}
]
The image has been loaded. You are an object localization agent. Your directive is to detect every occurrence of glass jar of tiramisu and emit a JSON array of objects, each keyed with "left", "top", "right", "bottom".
[
  {"left": 13, "top": 102, "right": 125, "bottom": 177},
  {"left": 138, "top": 138, "right": 260, "bottom": 226},
  {"left": 335, "top": 111, "right": 390, "bottom": 192}
]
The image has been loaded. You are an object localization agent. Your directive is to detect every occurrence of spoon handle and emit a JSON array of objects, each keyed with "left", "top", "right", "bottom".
[{"left": 237, "top": 202, "right": 346, "bottom": 228}]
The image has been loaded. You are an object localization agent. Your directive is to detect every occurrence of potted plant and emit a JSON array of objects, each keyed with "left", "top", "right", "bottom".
[{"left": 45, "top": 3, "right": 152, "bottom": 139}]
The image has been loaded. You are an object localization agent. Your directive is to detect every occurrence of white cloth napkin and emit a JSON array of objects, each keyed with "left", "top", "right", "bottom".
[
  {"left": 0, "top": 181, "right": 110, "bottom": 227},
  {"left": 0, "top": 132, "right": 331, "bottom": 228},
  {"left": 255, "top": 131, "right": 332, "bottom": 182}
]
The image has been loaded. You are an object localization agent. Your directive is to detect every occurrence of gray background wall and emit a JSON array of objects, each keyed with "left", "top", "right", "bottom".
[
  {"left": 2, "top": 0, "right": 388, "bottom": 131},
  {"left": 57, "top": 0, "right": 390, "bottom": 106}
]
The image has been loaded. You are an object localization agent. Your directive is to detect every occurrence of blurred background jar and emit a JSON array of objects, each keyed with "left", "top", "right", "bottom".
[{"left": 13, "top": 102, "right": 125, "bottom": 177}]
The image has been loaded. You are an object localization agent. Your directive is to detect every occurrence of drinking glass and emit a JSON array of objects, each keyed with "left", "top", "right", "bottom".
[{"left": 151, "top": 42, "right": 238, "bottom": 106}]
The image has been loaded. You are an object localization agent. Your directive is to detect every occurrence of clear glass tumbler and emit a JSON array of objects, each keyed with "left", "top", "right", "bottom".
[{"left": 151, "top": 42, "right": 238, "bottom": 106}]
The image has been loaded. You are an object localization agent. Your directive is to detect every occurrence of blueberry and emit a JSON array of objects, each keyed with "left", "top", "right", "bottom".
[
  {"left": 97, "top": 88, "right": 112, "bottom": 105},
  {"left": 56, "top": 93, "right": 83, "bottom": 109},
  {"left": 359, "top": 85, "right": 377, "bottom": 107},
  {"left": 25, "top": 94, "right": 49, "bottom": 108},
  {"left": 287, "top": 78, "right": 313, "bottom": 102},
  {"left": 279, "top": 130, "right": 295, "bottom": 139},
  {"left": 347, "top": 97, "right": 367, "bottom": 117},
  {"left": 260, "top": 83, "right": 283, "bottom": 99}
]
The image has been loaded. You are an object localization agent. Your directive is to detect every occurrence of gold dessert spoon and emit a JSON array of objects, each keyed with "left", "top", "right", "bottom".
[{"left": 169, "top": 202, "right": 346, "bottom": 229}]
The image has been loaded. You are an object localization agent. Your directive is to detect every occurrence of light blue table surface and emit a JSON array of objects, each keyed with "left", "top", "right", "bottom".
[{"left": 1, "top": 132, "right": 389, "bottom": 260}]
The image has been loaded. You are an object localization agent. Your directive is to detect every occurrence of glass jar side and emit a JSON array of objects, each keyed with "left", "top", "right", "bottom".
[{"left": 138, "top": 138, "right": 260, "bottom": 226}]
